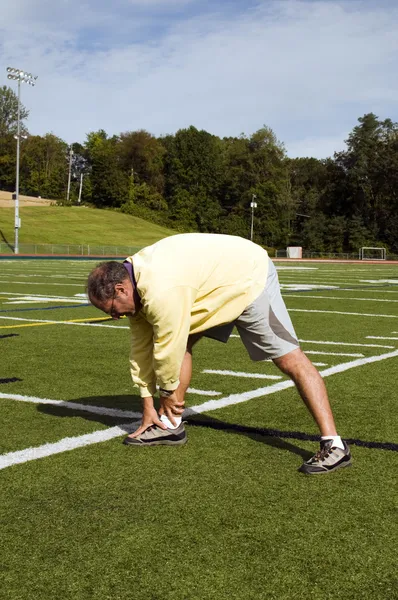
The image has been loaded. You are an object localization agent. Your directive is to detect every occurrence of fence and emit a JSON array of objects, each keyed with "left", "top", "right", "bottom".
[
  {"left": 0, "top": 243, "right": 142, "bottom": 257},
  {"left": 275, "top": 249, "right": 398, "bottom": 260}
]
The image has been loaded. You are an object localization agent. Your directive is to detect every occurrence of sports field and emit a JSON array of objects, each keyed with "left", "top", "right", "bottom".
[{"left": 1, "top": 259, "right": 397, "bottom": 600}]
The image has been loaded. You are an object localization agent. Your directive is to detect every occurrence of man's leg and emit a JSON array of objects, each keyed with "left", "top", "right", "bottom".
[
  {"left": 273, "top": 348, "right": 337, "bottom": 436},
  {"left": 273, "top": 347, "right": 351, "bottom": 474}
]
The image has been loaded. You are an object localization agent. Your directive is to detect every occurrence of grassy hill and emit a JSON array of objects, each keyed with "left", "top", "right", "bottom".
[{"left": 0, "top": 206, "right": 177, "bottom": 249}]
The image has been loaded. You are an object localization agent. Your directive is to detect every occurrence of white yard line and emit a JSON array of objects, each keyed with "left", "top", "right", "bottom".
[
  {"left": 0, "top": 424, "right": 134, "bottom": 470},
  {"left": 304, "top": 350, "right": 364, "bottom": 357},
  {"left": 187, "top": 388, "right": 221, "bottom": 396},
  {"left": 289, "top": 309, "right": 398, "bottom": 319},
  {"left": 299, "top": 339, "right": 394, "bottom": 349},
  {"left": 186, "top": 349, "right": 398, "bottom": 415},
  {"left": 202, "top": 369, "right": 282, "bottom": 380},
  {"left": 0, "top": 280, "right": 82, "bottom": 287},
  {"left": 284, "top": 294, "right": 398, "bottom": 303},
  {"left": 0, "top": 315, "right": 129, "bottom": 329},
  {"left": 366, "top": 336, "right": 398, "bottom": 341},
  {"left": 0, "top": 393, "right": 141, "bottom": 419},
  {"left": 1, "top": 349, "right": 398, "bottom": 470}
]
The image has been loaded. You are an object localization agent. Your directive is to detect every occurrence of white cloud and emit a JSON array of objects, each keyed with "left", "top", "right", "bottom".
[{"left": 1, "top": 0, "right": 398, "bottom": 158}]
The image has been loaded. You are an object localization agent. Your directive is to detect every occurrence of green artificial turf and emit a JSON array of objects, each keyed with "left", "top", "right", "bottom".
[{"left": 0, "top": 260, "right": 398, "bottom": 600}]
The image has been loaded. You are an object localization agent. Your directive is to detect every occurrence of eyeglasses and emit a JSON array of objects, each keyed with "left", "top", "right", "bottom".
[{"left": 109, "top": 288, "right": 120, "bottom": 320}]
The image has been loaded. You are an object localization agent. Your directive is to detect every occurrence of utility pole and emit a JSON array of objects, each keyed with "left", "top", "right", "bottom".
[
  {"left": 6, "top": 67, "right": 38, "bottom": 254},
  {"left": 77, "top": 173, "right": 84, "bottom": 204},
  {"left": 250, "top": 194, "right": 257, "bottom": 242},
  {"left": 66, "top": 146, "right": 74, "bottom": 203}
]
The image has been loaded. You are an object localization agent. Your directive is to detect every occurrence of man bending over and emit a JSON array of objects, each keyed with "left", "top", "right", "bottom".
[{"left": 87, "top": 233, "right": 351, "bottom": 475}]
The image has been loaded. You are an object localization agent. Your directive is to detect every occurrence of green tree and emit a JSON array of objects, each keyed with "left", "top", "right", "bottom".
[
  {"left": 118, "top": 130, "right": 166, "bottom": 194},
  {"left": 85, "top": 130, "right": 128, "bottom": 207},
  {"left": 0, "top": 85, "right": 29, "bottom": 137},
  {"left": 20, "top": 134, "right": 68, "bottom": 199},
  {"left": 163, "top": 126, "right": 224, "bottom": 231}
]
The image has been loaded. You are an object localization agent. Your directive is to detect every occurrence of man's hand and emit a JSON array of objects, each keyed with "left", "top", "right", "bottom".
[
  {"left": 159, "top": 391, "right": 185, "bottom": 427},
  {"left": 129, "top": 403, "right": 167, "bottom": 439}
]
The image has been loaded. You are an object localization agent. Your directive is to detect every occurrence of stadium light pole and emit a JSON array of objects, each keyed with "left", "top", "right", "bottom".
[
  {"left": 250, "top": 194, "right": 257, "bottom": 242},
  {"left": 6, "top": 67, "right": 38, "bottom": 254}
]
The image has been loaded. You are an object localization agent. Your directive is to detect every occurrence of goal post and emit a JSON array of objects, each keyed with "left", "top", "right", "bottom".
[{"left": 359, "top": 247, "right": 386, "bottom": 260}]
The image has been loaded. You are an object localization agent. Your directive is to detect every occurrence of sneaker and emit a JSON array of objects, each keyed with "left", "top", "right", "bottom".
[
  {"left": 123, "top": 422, "right": 187, "bottom": 447},
  {"left": 299, "top": 440, "right": 352, "bottom": 475}
]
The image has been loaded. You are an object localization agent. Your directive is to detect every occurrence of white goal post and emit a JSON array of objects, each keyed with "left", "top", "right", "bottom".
[{"left": 359, "top": 247, "right": 386, "bottom": 260}]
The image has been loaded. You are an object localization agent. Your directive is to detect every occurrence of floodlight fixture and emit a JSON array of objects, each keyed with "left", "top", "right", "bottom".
[
  {"left": 6, "top": 66, "right": 38, "bottom": 254},
  {"left": 250, "top": 194, "right": 258, "bottom": 242}
]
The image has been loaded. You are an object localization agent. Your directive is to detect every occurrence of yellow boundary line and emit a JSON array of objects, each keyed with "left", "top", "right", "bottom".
[{"left": 0, "top": 317, "right": 109, "bottom": 329}]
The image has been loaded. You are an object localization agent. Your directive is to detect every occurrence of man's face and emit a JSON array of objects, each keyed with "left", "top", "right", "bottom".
[{"left": 100, "top": 280, "right": 136, "bottom": 319}]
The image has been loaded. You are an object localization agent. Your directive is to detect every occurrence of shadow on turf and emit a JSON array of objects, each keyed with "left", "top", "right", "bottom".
[{"left": 37, "top": 396, "right": 313, "bottom": 459}]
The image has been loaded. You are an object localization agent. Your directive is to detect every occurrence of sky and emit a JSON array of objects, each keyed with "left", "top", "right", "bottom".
[{"left": 1, "top": 0, "right": 398, "bottom": 159}]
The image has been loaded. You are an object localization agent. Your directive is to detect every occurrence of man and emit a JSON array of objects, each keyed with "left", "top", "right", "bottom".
[{"left": 87, "top": 233, "right": 351, "bottom": 475}]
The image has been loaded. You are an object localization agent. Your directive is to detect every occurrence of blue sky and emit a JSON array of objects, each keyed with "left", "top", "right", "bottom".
[{"left": 1, "top": 0, "right": 398, "bottom": 158}]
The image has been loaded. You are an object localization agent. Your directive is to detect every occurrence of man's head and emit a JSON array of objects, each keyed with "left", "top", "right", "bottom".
[{"left": 87, "top": 261, "right": 136, "bottom": 319}]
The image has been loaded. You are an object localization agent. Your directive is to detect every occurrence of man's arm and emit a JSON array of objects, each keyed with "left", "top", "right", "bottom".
[
  {"left": 148, "top": 286, "right": 197, "bottom": 392},
  {"left": 128, "top": 313, "right": 167, "bottom": 436}
]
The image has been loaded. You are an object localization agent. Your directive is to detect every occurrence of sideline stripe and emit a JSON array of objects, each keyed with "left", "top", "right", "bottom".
[
  {"left": 203, "top": 369, "right": 282, "bottom": 380},
  {"left": 1, "top": 349, "right": 398, "bottom": 470},
  {"left": 289, "top": 309, "right": 398, "bottom": 319}
]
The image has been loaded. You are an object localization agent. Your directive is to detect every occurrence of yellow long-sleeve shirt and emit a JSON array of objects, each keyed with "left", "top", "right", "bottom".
[{"left": 125, "top": 233, "right": 269, "bottom": 397}]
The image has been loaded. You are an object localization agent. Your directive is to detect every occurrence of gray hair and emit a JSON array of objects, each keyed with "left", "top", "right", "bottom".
[{"left": 86, "top": 261, "right": 128, "bottom": 302}]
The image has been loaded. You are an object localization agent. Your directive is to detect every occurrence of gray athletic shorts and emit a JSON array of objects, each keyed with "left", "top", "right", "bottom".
[{"left": 204, "top": 258, "right": 299, "bottom": 360}]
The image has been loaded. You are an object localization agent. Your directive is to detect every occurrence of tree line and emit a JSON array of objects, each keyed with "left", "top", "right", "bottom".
[{"left": 1, "top": 84, "right": 397, "bottom": 253}]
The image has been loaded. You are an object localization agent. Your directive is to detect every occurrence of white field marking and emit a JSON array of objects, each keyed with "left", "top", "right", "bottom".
[
  {"left": 312, "top": 362, "right": 328, "bottom": 367},
  {"left": 366, "top": 336, "right": 398, "bottom": 341},
  {"left": 332, "top": 289, "right": 398, "bottom": 294},
  {"left": 280, "top": 279, "right": 397, "bottom": 286},
  {"left": 2, "top": 349, "right": 398, "bottom": 470},
  {"left": 360, "top": 279, "right": 398, "bottom": 284},
  {"left": 0, "top": 316, "right": 130, "bottom": 329},
  {"left": 305, "top": 350, "right": 364, "bottom": 357},
  {"left": 184, "top": 349, "right": 398, "bottom": 415},
  {"left": 0, "top": 291, "right": 79, "bottom": 298},
  {"left": 285, "top": 294, "right": 398, "bottom": 303},
  {"left": 202, "top": 369, "right": 282, "bottom": 380},
  {"left": 187, "top": 387, "right": 221, "bottom": 396},
  {"left": 276, "top": 267, "right": 318, "bottom": 270},
  {"left": 230, "top": 334, "right": 392, "bottom": 349},
  {"left": 0, "top": 273, "right": 84, "bottom": 279},
  {"left": 0, "top": 280, "right": 82, "bottom": 287},
  {"left": 289, "top": 309, "right": 398, "bottom": 319},
  {"left": 281, "top": 285, "right": 339, "bottom": 291},
  {"left": 5, "top": 297, "right": 88, "bottom": 305},
  {"left": 0, "top": 424, "right": 136, "bottom": 470},
  {"left": 299, "top": 339, "right": 395, "bottom": 349},
  {"left": 0, "top": 393, "right": 141, "bottom": 419}
]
